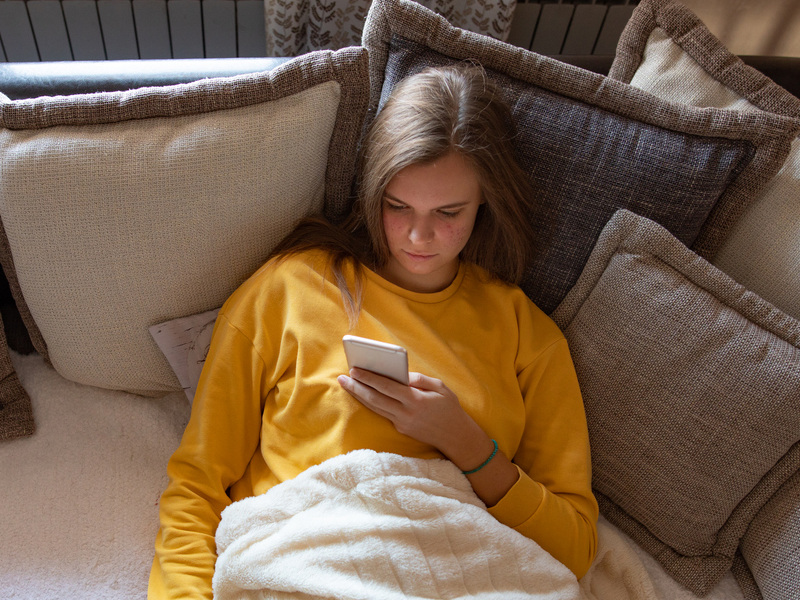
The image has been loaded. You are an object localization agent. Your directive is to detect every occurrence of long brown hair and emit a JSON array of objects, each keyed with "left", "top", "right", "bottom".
[{"left": 268, "top": 64, "right": 536, "bottom": 327}]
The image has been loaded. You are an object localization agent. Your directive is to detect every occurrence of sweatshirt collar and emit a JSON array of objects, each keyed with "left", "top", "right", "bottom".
[{"left": 363, "top": 261, "right": 467, "bottom": 303}]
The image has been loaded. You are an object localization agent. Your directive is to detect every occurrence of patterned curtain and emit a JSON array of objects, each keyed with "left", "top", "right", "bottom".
[{"left": 265, "top": 0, "right": 517, "bottom": 57}]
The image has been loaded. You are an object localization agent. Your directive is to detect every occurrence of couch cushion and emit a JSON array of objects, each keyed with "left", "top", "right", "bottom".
[
  {"left": 0, "top": 48, "right": 369, "bottom": 396},
  {"left": 361, "top": 0, "right": 799, "bottom": 314},
  {"left": 550, "top": 209, "right": 800, "bottom": 596},
  {"left": 609, "top": 0, "right": 800, "bottom": 323},
  {"left": 739, "top": 471, "right": 800, "bottom": 600}
]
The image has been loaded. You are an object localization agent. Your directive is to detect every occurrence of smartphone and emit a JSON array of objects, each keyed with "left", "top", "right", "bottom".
[{"left": 342, "top": 335, "right": 409, "bottom": 385}]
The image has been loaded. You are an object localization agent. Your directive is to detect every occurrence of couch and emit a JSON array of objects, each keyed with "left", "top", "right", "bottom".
[{"left": 0, "top": 0, "right": 797, "bottom": 599}]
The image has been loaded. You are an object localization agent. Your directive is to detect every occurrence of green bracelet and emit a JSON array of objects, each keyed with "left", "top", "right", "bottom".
[{"left": 461, "top": 439, "right": 498, "bottom": 475}]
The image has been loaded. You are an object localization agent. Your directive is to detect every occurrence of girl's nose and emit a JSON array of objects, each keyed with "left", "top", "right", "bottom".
[{"left": 408, "top": 216, "right": 435, "bottom": 244}]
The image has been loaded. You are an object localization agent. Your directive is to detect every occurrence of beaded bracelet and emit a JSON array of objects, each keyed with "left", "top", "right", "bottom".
[{"left": 461, "top": 439, "right": 498, "bottom": 475}]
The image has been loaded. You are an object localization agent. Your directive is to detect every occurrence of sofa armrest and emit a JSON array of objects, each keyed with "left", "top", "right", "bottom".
[{"left": 0, "top": 57, "right": 292, "bottom": 100}]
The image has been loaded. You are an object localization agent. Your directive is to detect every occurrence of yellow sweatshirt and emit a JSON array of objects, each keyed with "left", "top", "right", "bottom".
[{"left": 148, "top": 249, "right": 598, "bottom": 599}]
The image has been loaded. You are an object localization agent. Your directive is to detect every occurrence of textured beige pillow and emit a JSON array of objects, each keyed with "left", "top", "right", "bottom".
[
  {"left": 551, "top": 209, "right": 800, "bottom": 597},
  {"left": 0, "top": 48, "right": 369, "bottom": 396},
  {"left": 609, "top": 0, "right": 800, "bottom": 323}
]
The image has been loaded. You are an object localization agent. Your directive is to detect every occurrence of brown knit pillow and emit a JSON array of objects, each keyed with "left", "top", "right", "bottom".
[
  {"left": 551, "top": 209, "right": 800, "bottom": 596},
  {"left": 608, "top": 4, "right": 800, "bottom": 597},
  {"left": 0, "top": 345, "right": 34, "bottom": 441}
]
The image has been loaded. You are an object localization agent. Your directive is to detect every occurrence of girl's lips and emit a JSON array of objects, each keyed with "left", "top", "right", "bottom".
[{"left": 404, "top": 251, "right": 436, "bottom": 261}]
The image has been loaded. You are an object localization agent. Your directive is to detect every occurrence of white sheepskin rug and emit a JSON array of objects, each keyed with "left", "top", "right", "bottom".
[{"left": 0, "top": 351, "right": 190, "bottom": 599}]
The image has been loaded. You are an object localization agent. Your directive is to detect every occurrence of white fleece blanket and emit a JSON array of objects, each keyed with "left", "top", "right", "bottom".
[{"left": 213, "top": 450, "right": 660, "bottom": 600}]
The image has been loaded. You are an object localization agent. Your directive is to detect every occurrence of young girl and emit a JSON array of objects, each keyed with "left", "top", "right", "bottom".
[{"left": 149, "top": 65, "right": 598, "bottom": 599}]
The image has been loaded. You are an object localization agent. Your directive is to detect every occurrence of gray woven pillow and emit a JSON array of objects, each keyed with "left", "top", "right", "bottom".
[
  {"left": 362, "top": 0, "right": 799, "bottom": 314},
  {"left": 550, "top": 209, "right": 800, "bottom": 596}
]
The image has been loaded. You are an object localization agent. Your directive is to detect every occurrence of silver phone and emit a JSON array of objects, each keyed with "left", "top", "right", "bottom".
[{"left": 342, "top": 335, "right": 409, "bottom": 385}]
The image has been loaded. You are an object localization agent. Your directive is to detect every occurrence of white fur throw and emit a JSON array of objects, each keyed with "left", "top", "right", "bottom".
[{"left": 213, "top": 450, "right": 659, "bottom": 600}]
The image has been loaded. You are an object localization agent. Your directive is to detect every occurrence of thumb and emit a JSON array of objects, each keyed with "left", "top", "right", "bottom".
[{"left": 408, "top": 372, "right": 443, "bottom": 390}]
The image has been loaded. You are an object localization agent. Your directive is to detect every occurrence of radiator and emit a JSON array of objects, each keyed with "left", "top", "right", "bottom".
[
  {"left": 0, "top": 0, "right": 267, "bottom": 61},
  {"left": 508, "top": 1, "right": 639, "bottom": 55},
  {"left": 0, "top": 0, "right": 637, "bottom": 62}
]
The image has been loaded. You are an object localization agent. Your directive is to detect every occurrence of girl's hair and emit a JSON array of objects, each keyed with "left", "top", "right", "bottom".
[{"left": 268, "top": 64, "right": 536, "bottom": 327}]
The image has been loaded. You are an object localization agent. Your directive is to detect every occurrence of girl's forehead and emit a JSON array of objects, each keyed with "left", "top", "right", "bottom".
[{"left": 384, "top": 154, "right": 481, "bottom": 207}]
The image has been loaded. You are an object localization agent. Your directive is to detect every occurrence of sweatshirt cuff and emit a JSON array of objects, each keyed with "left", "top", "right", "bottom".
[{"left": 486, "top": 464, "right": 544, "bottom": 528}]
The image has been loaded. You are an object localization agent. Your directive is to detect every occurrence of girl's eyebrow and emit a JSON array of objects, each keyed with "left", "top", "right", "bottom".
[{"left": 383, "top": 192, "right": 469, "bottom": 210}]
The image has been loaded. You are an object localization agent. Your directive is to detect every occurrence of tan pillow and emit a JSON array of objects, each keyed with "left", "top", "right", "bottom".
[
  {"left": 609, "top": 0, "right": 800, "bottom": 322},
  {"left": 551, "top": 209, "right": 800, "bottom": 597},
  {"left": 0, "top": 48, "right": 369, "bottom": 396}
]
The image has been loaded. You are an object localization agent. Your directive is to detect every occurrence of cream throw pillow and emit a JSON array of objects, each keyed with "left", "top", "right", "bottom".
[
  {"left": 0, "top": 49, "right": 369, "bottom": 395},
  {"left": 610, "top": 4, "right": 800, "bottom": 321}
]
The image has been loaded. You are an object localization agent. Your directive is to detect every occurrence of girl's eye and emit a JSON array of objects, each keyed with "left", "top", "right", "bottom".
[
  {"left": 439, "top": 210, "right": 460, "bottom": 219},
  {"left": 386, "top": 202, "right": 406, "bottom": 211}
]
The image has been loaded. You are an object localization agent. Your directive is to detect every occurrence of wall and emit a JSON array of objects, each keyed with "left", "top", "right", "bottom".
[{"left": 681, "top": 0, "right": 800, "bottom": 57}]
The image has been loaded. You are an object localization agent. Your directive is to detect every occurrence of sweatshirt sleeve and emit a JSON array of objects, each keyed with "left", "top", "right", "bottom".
[
  {"left": 148, "top": 313, "right": 270, "bottom": 600},
  {"left": 487, "top": 337, "right": 599, "bottom": 580}
]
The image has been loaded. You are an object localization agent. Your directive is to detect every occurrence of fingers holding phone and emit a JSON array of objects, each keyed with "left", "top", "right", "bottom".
[{"left": 338, "top": 336, "right": 474, "bottom": 452}]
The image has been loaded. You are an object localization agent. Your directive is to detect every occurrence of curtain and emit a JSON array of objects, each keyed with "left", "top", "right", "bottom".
[{"left": 265, "top": 0, "right": 517, "bottom": 57}]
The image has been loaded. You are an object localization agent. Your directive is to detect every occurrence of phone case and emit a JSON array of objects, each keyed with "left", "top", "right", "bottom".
[{"left": 342, "top": 335, "right": 409, "bottom": 385}]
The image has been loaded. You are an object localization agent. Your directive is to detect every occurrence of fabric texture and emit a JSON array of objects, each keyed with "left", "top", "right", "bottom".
[
  {"left": 361, "top": 0, "right": 800, "bottom": 314},
  {"left": 739, "top": 471, "right": 800, "bottom": 600},
  {"left": 0, "top": 221, "right": 36, "bottom": 440},
  {"left": 608, "top": 0, "right": 800, "bottom": 323},
  {"left": 550, "top": 209, "right": 800, "bottom": 596},
  {"left": 213, "top": 449, "right": 659, "bottom": 600},
  {"left": 731, "top": 555, "right": 764, "bottom": 600},
  {"left": 149, "top": 309, "right": 220, "bottom": 403},
  {"left": 0, "top": 48, "right": 369, "bottom": 396},
  {"left": 150, "top": 248, "right": 598, "bottom": 599},
  {"left": 265, "top": 0, "right": 516, "bottom": 57}
]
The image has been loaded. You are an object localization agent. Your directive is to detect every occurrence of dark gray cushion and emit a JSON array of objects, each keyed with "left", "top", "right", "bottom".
[
  {"left": 551, "top": 209, "right": 800, "bottom": 596},
  {"left": 362, "top": 0, "right": 799, "bottom": 314}
]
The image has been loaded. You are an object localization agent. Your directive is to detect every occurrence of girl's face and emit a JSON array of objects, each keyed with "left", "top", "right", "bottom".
[{"left": 380, "top": 152, "right": 483, "bottom": 293}]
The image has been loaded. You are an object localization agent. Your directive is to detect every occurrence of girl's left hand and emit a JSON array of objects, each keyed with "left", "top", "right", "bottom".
[{"left": 337, "top": 368, "right": 482, "bottom": 460}]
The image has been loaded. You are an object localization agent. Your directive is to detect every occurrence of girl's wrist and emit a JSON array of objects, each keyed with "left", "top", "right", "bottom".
[{"left": 440, "top": 417, "right": 495, "bottom": 473}]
